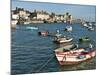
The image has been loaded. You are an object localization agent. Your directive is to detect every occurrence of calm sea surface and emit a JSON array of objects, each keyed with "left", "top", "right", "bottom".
[{"left": 11, "top": 23, "right": 96, "bottom": 75}]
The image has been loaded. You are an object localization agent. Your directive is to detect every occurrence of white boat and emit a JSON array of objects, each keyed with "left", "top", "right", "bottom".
[
  {"left": 88, "top": 22, "right": 92, "bottom": 26},
  {"left": 65, "top": 25, "right": 72, "bottom": 31},
  {"left": 88, "top": 26, "right": 92, "bottom": 29},
  {"left": 88, "top": 26, "right": 94, "bottom": 31},
  {"left": 26, "top": 26, "right": 38, "bottom": 30},
  {"left": 54, "top": 30, "right": 62, "bottom": 37},
  {"left": 53, "top": 36, "right": 73, "bottom": 44},
  {"left": 48, "top": 32, "right": 62, "bottom": 37},
  {"left": 83, "top": 23, "right": 88, "bottom": 27},
  {"left": 54, "top": 45, "right": 96, "bottom": 65},
  {"left": 88, "top": 27, "right": 94, "bottom": 31}
]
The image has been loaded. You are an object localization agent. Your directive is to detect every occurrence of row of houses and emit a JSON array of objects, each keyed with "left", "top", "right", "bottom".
[{"left": 11, "top": 7, "right": 73, "bottom": 24}]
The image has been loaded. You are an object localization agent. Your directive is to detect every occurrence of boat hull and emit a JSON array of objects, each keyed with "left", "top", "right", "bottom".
[
  {"left": 79, "top": 37, "right": 91, "bottom": 42},
  {"left": 53, "top": 38, "right": 73, "bottom": 44},
  {"left": 64, "top": 26, "right": 72, "bottom": 32},
  {"left": 58, "top": 56, "right": 95, "bottom": 65},
  {"left": 79, "top": 39, "right": 90, "bottom": 42},
  {"left": 26, "top": 27, "right": 38, "bottom": 30},
  {"left": 55, "top": 49, "right": 95, "bottom": 65},
  {"left": 38, "top": 31, "right": 49, "bottom": 36}
]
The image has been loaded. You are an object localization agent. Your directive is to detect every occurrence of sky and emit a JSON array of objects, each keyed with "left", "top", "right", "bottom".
[{"left": 12, "top": 0, "right": 96, "bottom": 22}]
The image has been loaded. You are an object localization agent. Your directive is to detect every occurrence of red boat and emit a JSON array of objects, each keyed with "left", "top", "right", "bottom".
[
  {"left": 38, "top": 31, "right": 49, "bottom": 36},
  {"left": 54, "top": 44, "right": 96, "bottom": 65}
]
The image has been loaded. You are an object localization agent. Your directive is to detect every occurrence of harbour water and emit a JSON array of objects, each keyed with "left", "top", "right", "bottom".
[{"left": 11, "top": 23, "right": 96, "bottom": 75}]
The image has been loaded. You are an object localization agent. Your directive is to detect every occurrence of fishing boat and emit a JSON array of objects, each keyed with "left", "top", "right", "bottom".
[
  {"left": 48, "top": 30, "right": 62, "bottom": 37},
  {"left": 88, "top": 28, "right": 94, "bottom": 31},
  {"left": 38, "top": 31, "right": 49, "bottom": 36},
  {"left": 88, "top": 22, "right": 92, "bottom": 26},
  {"left": 48, "top": 32, "right": 62, "bottom": 37},
  {"left": 88, "top": 26, "right": 94, "bottom": 31},
  {"left": 53, "top": 36, "right": 73, "bottom": 44},
  {"left": 79, "top": 37, "right": 91, "bottom": 42},
  {"left": 83, "top": 23, "right": 88, "bottom": 28},
  {"left": 64, "top": 25, "right": 72, "bottom": 32},
  {"left": 54, "top": 44, "right": 95, "bottom": 65},
  {"left": 26, "top": 26, "right": 38, "bottom": 30}
]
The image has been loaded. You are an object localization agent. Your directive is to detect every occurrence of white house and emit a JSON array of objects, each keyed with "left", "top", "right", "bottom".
[
  {"left": 36, "top": 13, "right": 50, "bottom": 20},
  {"left": 12, "top": 14, "right": 19, "bottom": 20},
  {"left": 19, "top": 10, "right": 30, "bottom": 19},
  {"left": 35, "top": 10, "right": 50, "bottom": 20}
]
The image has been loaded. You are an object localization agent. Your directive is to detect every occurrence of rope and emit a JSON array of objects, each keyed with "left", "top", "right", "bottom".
[{"left": 36, "top": 54, "right": 55, "bottom": 72}]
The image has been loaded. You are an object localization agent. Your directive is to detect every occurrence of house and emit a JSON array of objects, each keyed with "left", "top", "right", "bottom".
[
  {"left": 19, "top": 9, "right": 30, "bottom": 19},
  {"left": 12, "top": 14, "right": 19, "bottom": 20},
  {"left": 12, "top": 7, "right": 30, "bottom": 20},
  {"left": 36, "top": 10, "right": 50, "bottom": 20}
]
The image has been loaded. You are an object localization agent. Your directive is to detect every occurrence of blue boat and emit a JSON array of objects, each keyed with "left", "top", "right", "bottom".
[{"left": 26, "top": 26, "right": 38, "bottom": 30}]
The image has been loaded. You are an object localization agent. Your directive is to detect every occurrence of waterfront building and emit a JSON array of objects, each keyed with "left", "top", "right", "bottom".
[
  {"left": 19, "top": 9, "right": 30, "bottom": 20},
  {"left": 12, "top": 14, "right": 19, "bottom": 20},
  {"left": 36, "top": 10, "right": 50, "bottom": 20},
  {"left": 11, "top": 7, "right": 75, "bottom": 24},
  {"left": 12, "top": 7, "right": 30, "bottom": 20},
  {"left": 55, "top": 15, "right": 64, "bottom": 21}
]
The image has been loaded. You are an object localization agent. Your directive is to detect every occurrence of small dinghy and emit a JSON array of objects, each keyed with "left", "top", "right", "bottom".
[
  {"left": 26, "top": 26, "right": 38, "bottom": 30},
  {"left": 48, "top": 30, "right": 62, "bottom": 37},
  {"left": 38, "top": 31, "right": 49, "bottom": 36},
  {"left": 83, "top": 23, "right": 88, "bottom": 28},
  {"left": 79, "top": 37, "right": 91, "bottom": 42},
  {"left": 53, "top": 36, "right": 73, "bottom": 44},
  {"left": 88, "top": 26, "right": 94, "bottom": 31},
  {"left": 64, "top": 25, "right": 72, "bottom": 32}
]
